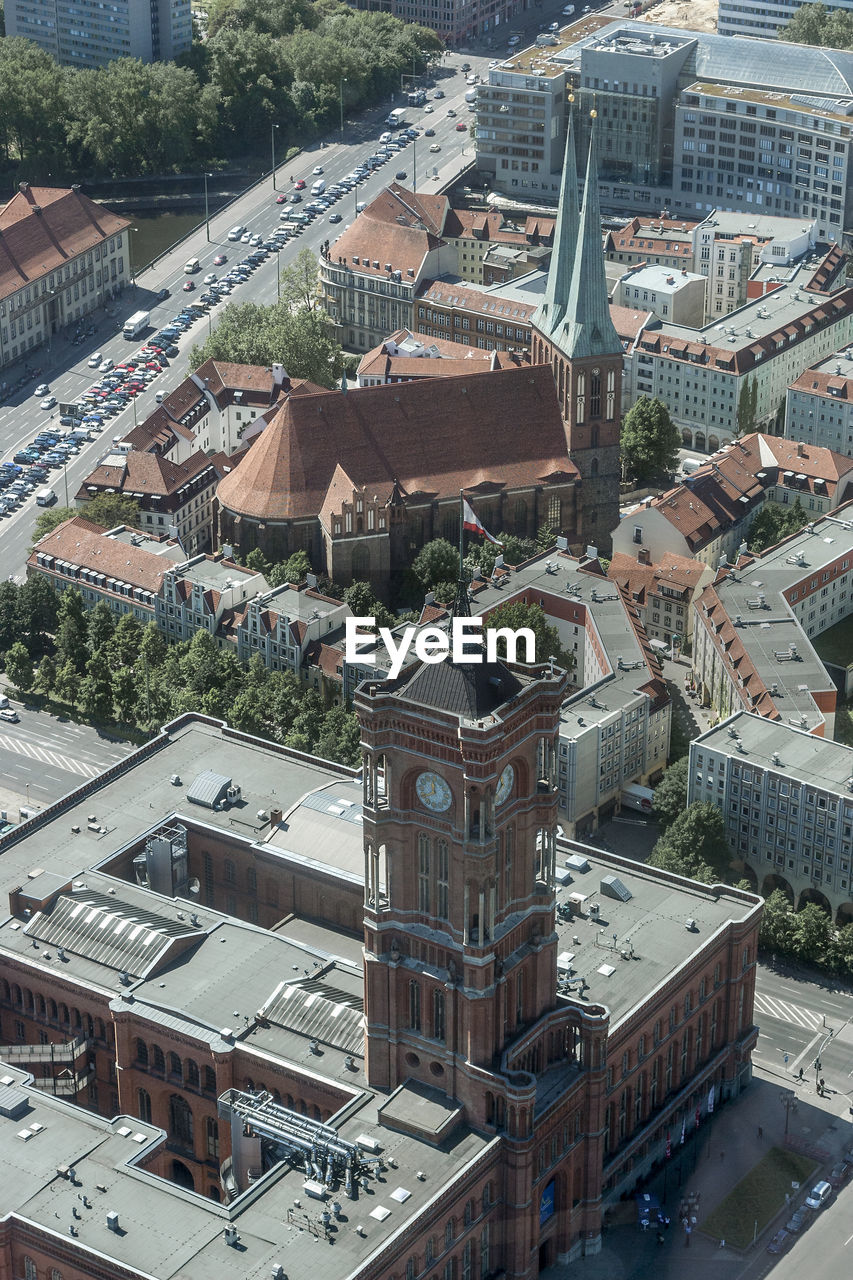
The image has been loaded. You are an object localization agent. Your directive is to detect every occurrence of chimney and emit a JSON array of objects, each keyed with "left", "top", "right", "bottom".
[
  {"left": 19, "top": 181, "right": 33, "bottom": 200},
  {"left": 638, "top": 547, "right": 651, "bottom": 565},
  {"left": 269, "top": 808, "right": 283, "bottom": 827},
  {"left": 797, "top": 441, "right": 805, "bottom": 457},
  {"left": 272, "top": 362, "right": 289, "bottom": 390}
]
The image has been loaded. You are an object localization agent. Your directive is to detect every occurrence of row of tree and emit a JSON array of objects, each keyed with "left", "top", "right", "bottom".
[{"left": 0, "top": 3, "right": 442, "bottom": 176}]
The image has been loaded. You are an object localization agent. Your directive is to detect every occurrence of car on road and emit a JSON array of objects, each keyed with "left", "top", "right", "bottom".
[
  {"left": 766, "top": 1229, "right": 790, "bottom": 1255},
  {"left": 461, "top": 62, "right": 471, "bottom": 71},
  {"left": 805, "top": 1180, "right": 832, "bottom": 1210},
  {"left": 829, "top": 1160, "right": 850, "bottom": 1187},
  {"left": 447, "top": 108, "right": 456, "bottom": 117},
  {"left": 424, "top": 128, "right": 435, "bottom": 137},
  {"left": 313, "top": 165, "right": 324, "bottom": 175},
  {"left": 433, "top": 89, "right": 444, "bottom": 98},
  {"left": 328, "top": 212, "right": 342, "bottom": 224},
  {"left": 204, "top": 273, "right": 218, "bottom": 284},
  {"left": 395, "top": 171, "right": 407, "bottom": 180},
  {"left": 213, "top": 253, "right": 227, "bottom": 265},
  {"left": 88, "top": 353, "right": 102, "bottom": 367},
  {"left": 35, "top": 383, "right": 50, "bottom": 396},
  {"left": 549, "top": 20, "right": 560, "bottom": 30},
  {"left": 240, "top": 232, "right": 251, "bottom": 242},
  {"left": 424, "top": 104, "right": 434, "bottom": 113},
  {"left": 456, "top": 122, "right": 467, "bottom": 131},
  {"left": 99, "top": 358, "right": 114, "bottom": 372},
  {"left": 429, "top": 143, "right": 441, "bottom": 152},
  {"left": 291, "top": 191, "right": 302, "bottom": 202},
  {"left": 40, "top": 395, "right": 57, "bottom": 409},
  {"left": 250, "top": 234, "right": 262, "bottom": 245},
  {"left": 156, "top": 287, "right": 170, "bottom": 301},
  {"left": 0, "top": 708, "right": 20, "bottom": 723},
  {"left": 275, "top": 194, "right": 287, "bottom": 204},
  {"left": 294, "top": 178, "right": 306, "bottom": 189},
  {"left": 182, "top": 280, "right": 195, "bottom": 291}
]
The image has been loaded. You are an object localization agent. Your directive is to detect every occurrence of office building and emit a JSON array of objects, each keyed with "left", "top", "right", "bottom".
[
  {"left": 690, "top": 711, "right": 853, "bottom": 923},
  {"left": 6, "top": 0, "right": 192, "bottom": 68},
  {"left": 717, "top": 0, "right": 853, "bottom": 40}
]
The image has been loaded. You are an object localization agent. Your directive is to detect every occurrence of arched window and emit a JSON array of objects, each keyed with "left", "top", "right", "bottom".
[
  {"left": 224, "top": 859, "right": 235, "bottom": 885},
  {"left": 47, "top": 998, "right": 57, "bottom": 1020},
  {"left": 24, "top": 1257, "right": 37, "bottom": 1280},
  {"left": 482, "top": 1181, "right": 493, "bottom": 1210},
  {"left": 169, "top": 1052, "right": 182, "bottom": 1079},
  {"left": 206, "top": 1116, "right": 219, "bottom": 1158},
  {"left": 0, "top": 979, "right": 10, "bottom": 1002},
  {"left": 94, "top": 1017, "right": 105, "bottom": 1041},
  {"left": 169, "top": 1095, "right": 194, "bottom": 1150},
  {"left": 606, "top": 369, "right": 616, "bottom": 420},
  {"left": 591, "top": 456, "right": 599, "bottom": 477},
  {"left": 433, "top": 989, "right": 445, "bottom": 1043},
  {"left": 464, "top": 1197, "right": 474, "bottom": 1227},
  {"left": 186, "top": 1059, "right": 200, "bottom": 1090},
  {"left": 138, "top": 1088, "right": 152, "bottom": 1123},
  {"left": 71, "top": 1008, "right": 82, "bottom": 1029},
  {"left": 24, "top": 989, "right": 34, "bottom": 1013},
  {"left": 152, "top": 1044, "right": 165, "bottom": 1073},
  {"left": 136, "top": 1039, "right": 148, "bottom": 1068},
  {"left": 590, "top": 370, "right": 601, "bottom": 418},
  {"left": 51, "top": 1269, "right": 63, "bottom": 1280},
  {"left": 445, "top": 1217, "right": 455, "bottom": 1248},
  {"left": 409, "top": 980, "right": 421, "bottom": 1031},
  {"left": 36, "top": 994, "right": 46, "bottom": 1017},
  {"left": 417, "top": 833, "right": 430, "bottom": 914},
  {"left": 247, "top": 866, "right": 257, "bottom": 895},
  {"left": 575, "top": 371, "right": 585, "bottom": 424},
  {"left": 12, "top": 984, "right": 22, "bottom": 1007},
  {"left": 405, "top": 1258, "right": 416, "bottom": 1280},
  {"left": 204, "top": 1065, "right": 216, "bottom": 1094},
  {"left": 436, "top": 840, "right": 449, "bottom": 920}
]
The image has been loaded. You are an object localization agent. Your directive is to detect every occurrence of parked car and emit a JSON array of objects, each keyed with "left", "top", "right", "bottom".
[
  {"left": 766, "top": 1229, "right": 790, "bottom": 1255},
  {"left": 40, "top": 395, "right": 57, "bottom": 409},
  {"left": 213, "top": 253, "right": 228, "bottom": 265},
  {"left": 805, "top": 1181, "right": 832, "bottom": 1210},
  {"left": 0, "top": 708, "right": 20, "bottom": 722},
  {"left": 829, "top": 1161, "right": 851, "bottom": 1187}
]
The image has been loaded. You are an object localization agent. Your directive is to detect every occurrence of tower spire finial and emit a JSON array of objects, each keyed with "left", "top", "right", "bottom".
[{"left": 531, "top": 98, "right": 579, "bottom": 339}]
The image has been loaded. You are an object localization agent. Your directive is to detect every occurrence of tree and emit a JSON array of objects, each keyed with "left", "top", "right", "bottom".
[
  {"left": 83, "top": 493, "right": 141, "bottom": 529},
  {"left": 32, "top": 505, "right": 77, "bottom": 546},
  {"left": 35, "top": 653, "right": 56, "bottom": 695},
  {"left": 758, "top": 889, "right": 796, "bottom": 955},
  {"left": 53, "top": 658, "right": 80, "bottom": 706},
  {"left": 110, "top": 613, "right": 143, "bottom": 668},
  {"left": 649, "top": 802, "right": 731, "bottom": 883},
  {"left": 484, "top": 600, "right": 574, "bottom": 671},
  {"left": 780, "top": 3, "right": 853, "bottom": 49},
  {"left": 0, "top": 582, "right": 19, "bottom": 653},
  {"left": 620, "top": 396, "right": 680, "bottom": 484},
  {"left": 269, "top": 549, "right": 311, "bottom": 587},
  {"left": 79, "top": 649, "right": 114, "bottom": 722},
  {"left": 279, "top": 246, "right": 323, "bottom": 311},
  {"left": 245, "top": 547, "right": 272, "bottom": 576},
  {"left": 748, "top": 497, "right": 807, "bottom": 554},
  {"left": 16, "top": 573, "right": 59, "bottom": 651},
  {"left": 55, "top": 588, "right": 89, "bottom": 673},
  {"left": 413, "top": 539, "right": 459, "bottom": 592},
  {"left": 189, "top": 299, "right": 344, "bottom": 386},
  {"left": 314, "top": 704, "right": 361, "bottom": 765},
  {"left": 343, "top": 581, "right": 395, "bottom": 629},
  {"left": 4, "top": 641, "right": 34, "bottom": 692},
  {"left": 736, "top": 377, "right": 758, "bottom": 437},
  {"left": 791, "top": 902, "right": 831, "bottom": 966},
  {"left": 111, "top": 665, "right": 138, "bottom": 723},
  {"left": 652, "top": 756, "right": 689, "bottom": 830},
  {"left": 88, "top": 599, "right": 116, "bottom": 651}
]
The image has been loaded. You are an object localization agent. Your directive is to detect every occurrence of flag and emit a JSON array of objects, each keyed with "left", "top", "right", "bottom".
[
  {"left": 462, "top": 498, "right": 502, "bottom": 546},
  {"left": 665, "top": 1132, "right": 671, "bottom": 1160},
  {"left": 680, "top": 1116, "right": 686, "bottom": 1145}
]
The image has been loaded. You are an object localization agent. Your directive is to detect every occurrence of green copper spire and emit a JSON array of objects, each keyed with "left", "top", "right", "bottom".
[
  {"left": 532, "top": 106, "right": 579, "bottom": 339},
  {"left": 554, "top": 112, "right": 622, "bottom": 361}
]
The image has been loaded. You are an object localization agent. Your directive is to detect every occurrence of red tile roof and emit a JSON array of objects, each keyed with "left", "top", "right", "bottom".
[
  {"left": 76, "top": 448, "right": 221, "bottom": 502},
  {"left": 327, "top": 184, "right": 448, "bottom": 281},
  {"left": 0, "top": 185, "right": 129, "bottom": 303},
  {"left": 29, "top": 517, "right": 174, "bottom": 595},
  {"left": 217, "top": 366, "right": 580, "bottom": 522}
]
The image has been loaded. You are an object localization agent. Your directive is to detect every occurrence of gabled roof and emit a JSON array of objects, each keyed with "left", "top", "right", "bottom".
[
  {"left": 29, "top": 517, "right": 180, "bottom": 594},
  {"left": 216, "top": 366, "right": 580, "bottom": 522},
  {"left": 0, "top": 184, "right": 129, "bottom": 303},
  {"left": 76, "top": 448, "right": 222, "bottom": 503},
  {"left": 327, "top": 184, "right": 448, "bottom": 282}
]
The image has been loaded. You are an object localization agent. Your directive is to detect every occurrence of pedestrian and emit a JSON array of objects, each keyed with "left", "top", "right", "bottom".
[
  {"left": 719, "top": 1239, "right": 726, "bottom": 1250},
  {"left": 682, "top": 1217, "right": 688, "bottom": 1231},
  {"left": 685, "top": 1226, "right": 692, "bottom": 1248},
  {"left": 757, "top": 1125, "right": 763, "bottom": 1138}
]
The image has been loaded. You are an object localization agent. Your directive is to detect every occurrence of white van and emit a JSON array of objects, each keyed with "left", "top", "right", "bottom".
[
  {"left": 184, "top": 257, "right": 200, "bottom": 274},
  {"left": 681, "top": 456, "right": 703, "bottom": 476},
  {"left": 311, "top": 179, "right": 326, "bottom": 195},
  {"left": 35, "top": 488, "right": 56, "bottom": 506},
  {"left": 227, "top": 225, "right": 245, "bottom": 241}
]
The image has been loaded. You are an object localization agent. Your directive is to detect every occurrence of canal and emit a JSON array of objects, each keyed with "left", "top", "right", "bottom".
[{"left": 122, "top": 208, "right": 208, "bottom": 276}]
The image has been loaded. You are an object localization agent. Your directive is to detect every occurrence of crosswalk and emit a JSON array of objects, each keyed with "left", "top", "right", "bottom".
[
  {"left": 754, "top": 991, "right": 824, "bottom": 1031},
  {"left": 0, "top": 732, "right": 105, "bottom": 780}
]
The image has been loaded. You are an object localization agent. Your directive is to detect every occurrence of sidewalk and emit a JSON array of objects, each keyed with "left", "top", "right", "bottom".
[{"left": 544, "top": 1062, "right": 853, "bottom": 1280}]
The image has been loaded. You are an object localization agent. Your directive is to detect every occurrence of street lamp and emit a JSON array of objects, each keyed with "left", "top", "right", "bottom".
[
  {"left": 412, "top": 138, "right": 417, "bottom": 193},
  {"left": 203, "top": 172, "right": 213, "bottom": 242},
  {"left": 340, "top": 77, "right": 347, "bottom": 141},
  {"left": 271, "top": 122, "right": 280, "bottom": 191},
  {"left": 780, "top": 1089, "right": 796, "bottom": 1135},
  {"left": 129, "top": 226, "right": 139, "bottom": 287}
]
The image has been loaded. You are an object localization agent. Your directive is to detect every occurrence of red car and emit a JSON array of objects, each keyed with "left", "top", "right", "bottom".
[
  {"left": 456, "top": 122, "right": 467, "bottom": 131},
  {"left": 213, "top": 254, "right": 227, "bottom": 265},
  {"left": 182, "top": 280, "right": 195, "bottom": 291},
  {"left": 294, "top": 178, "right": 306, "bottom": 189},
  {"left": 275, "top": 195, "right": 287, "bottom": 204}
]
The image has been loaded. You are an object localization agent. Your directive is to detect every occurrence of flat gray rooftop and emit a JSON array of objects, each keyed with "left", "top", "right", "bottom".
[
  {"left": 694, "top": 711, "right": 853, "bottom": 793},
  {"left": 553, "top": 845, "right": 757, "bottom": 1030}
]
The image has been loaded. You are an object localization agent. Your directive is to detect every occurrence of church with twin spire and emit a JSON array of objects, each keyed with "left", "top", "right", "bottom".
[{"left": 531, "top": 111, "right": 624, "bottom": 556}]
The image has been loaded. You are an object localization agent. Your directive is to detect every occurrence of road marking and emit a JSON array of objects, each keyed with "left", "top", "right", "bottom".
[
  {"left": 0, "top": 733, "right": 103, "bottom": 780},
  {"left": 754, "top": 992, "right": 823, "bottom": 1031}
]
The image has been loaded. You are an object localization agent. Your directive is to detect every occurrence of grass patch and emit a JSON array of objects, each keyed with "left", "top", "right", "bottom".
[
  {"left": 701, "top": 1147, "right": 817, "bottom": 1249},
  {"left": 813, "top": 614, "right": 853, "bottom": 670}
]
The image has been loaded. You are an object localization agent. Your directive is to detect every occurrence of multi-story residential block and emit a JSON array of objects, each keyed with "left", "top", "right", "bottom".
[
  {"left": 616, "top": 262, "right": 707, "bottom": 326},
  {"left": 235, "top": 581, "right": 350, "bottom": 677},
  {"left": 75, "top": 446, "right": 227, "bottom": 555},
  {"left": 717, "top": 0, "right": 853, "bottom": 40},
  {"left": 156, "top": 555, "right": 268, "bottom": 643},
  {"left": 28, "top": 518, "right": 186, "bottom": 621},
  {"left": 0, "top": 687, "right": 761, "bottom": 1275},
  {"left": 0, "top": 183, "right": 129, "bottom": 371},
  {"left": 347, "top": 0, "right": 516, "bottom": 48},
  {"left": 479, "top": 21, "right": 853, "bottom": 237},
  {"left": 6, "top": 0, "right": 192, "bottom": 68},
  {"left": 786, "top": 347, "right": 853, "bottom": 452},
  {"left": 416, "top": 276, "right": 541, "bottom": 351},
  {"left": 613, "top": 433, "right": 853, "bottom": 568},
  {"left": 608, "top": 550, "right": 714, "bottom": 648},
  {"left": 690, "top": 711, "right": 853, "bottom": 923},
  {"left": 691, "top": 502, "right": 853, "bottom": 736}
]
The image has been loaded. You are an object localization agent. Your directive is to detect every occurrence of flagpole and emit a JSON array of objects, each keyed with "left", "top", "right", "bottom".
[{"left": 459, "top": 488, "right": 464, "bottom": 580}]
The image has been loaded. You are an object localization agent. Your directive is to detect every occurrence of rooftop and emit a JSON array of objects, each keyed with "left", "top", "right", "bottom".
[{"left": 693, "top": 711, "right": 853, "bottom": 792}]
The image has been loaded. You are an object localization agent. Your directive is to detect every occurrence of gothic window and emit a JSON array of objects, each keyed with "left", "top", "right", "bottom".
[
  {"left": 462, "top": 1242, "right": 472, "bottom": 1280},
  {"left": 445, "top": 1218, "right": 456, "bottom": 1247},
  {"left": 223, "top": 859, "right": 235, "bottom": 885},
  {"left": 186, "top": 1059, "right": 200, "bottom": 1090},
  {"left": 514, "top": 498, "right": 527, "bottom": 529},
  {"left": 24, "top": 1258, "right": 37, "bottom": 1280},
  {"left": 433, "top": 989, "right": 446, "bottom": 1042},
  {"left": 480, "top": 1225, "right": 490, "bottom": 1276},
  {"left": 516, "top": 971, "right": 524, "bottom": 1026},
  {"left": 575, "top": 371, "right": 585, "bottom": 423},
  {"left": 504, "top": 825, "right": 513, "bottom": 901},
  {"left": 606, "top": 369, "right": 616, "bottom": 420},
  {"left": 136, "top": 1038, "right": 148, "bottom": 1068},
  {"left": 436, "top": 839, "right": 449, "bottom": 919},
  {"left": 204, "top": 1065, "right": 216, "bottom": 1093},
  {"left": 590, "top": 370, "right": 601, "bottom": 418},
  {"left": 206, "top": 1117, "right": 220, "bottom": 1158},
  {"left": 138, "top": 1088, "right": 152, "bottom": 1123},
  {"left": 152, "top": 1044, "right": 165, "bottom": 1073},
  {"left": 547, "top": 495, "right": 560, "bottom": 528},
  {"left": 169, "top": 1052, "right": 182, "bottom": 1080},
  {"left": 409, "top": 980, "right": 422, "bottom": 1031},
  {"left": 418, "top": 834, "right": 431, "bottom": 914}
]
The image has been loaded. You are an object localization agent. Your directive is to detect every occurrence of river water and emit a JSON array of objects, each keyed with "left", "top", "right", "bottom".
[{"left": 121, "top": 209, "right": 208, "bottom": 275}]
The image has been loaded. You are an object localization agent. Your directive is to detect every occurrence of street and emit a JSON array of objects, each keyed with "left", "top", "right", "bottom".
[{"left": 0, "top": 52, "right": 489, "bottom": 581}]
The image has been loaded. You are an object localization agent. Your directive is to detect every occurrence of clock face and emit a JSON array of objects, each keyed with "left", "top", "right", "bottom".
[
  {"left": 416, "top": 771, "right": 453, "bottom": 813},
  {"left": 496, "top": 764, "right": 515, "bottom": 806}
]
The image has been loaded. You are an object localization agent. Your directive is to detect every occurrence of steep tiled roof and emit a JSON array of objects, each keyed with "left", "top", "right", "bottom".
[
  {"left": 217, "top": 366, "right": 579, "bottom": 522},
  {"left": 327, "top": 184, "right": 448, "bottom": 281},
  {"left": 0, "top": 185, "right": 129, "bottom": 303},
  {"left": 606, "top": 216, "right": 696, "bottom": 262},
  {"left": 442, "top": 208, "right": 555, "bottom": 247},
  {"left": 28, "top": 518, "right": 175, "bottom": 595},
  {"left": 357, "top": 329, "right": 499, "bottom": 381},
  {"left": 76, "top": 449, "right": 221, "bottom": 502},
  {"left": 608, "top": 551, "right": 708, "bottom": 605}
]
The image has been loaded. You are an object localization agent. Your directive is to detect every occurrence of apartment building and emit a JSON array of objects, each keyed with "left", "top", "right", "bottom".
[
  {"left": 75, "top": 447, "right": 226, "bottom": 555},
  {"left": 613, "top": 433, "right": 853, "bottom": 568},
  {"left": 616, "top": 262, "right": 706, "bottom": 326},
  {"left": 608, "top": 550, "right": 714, "bottom": 648},
  {"left": 235, "top": 581, "right": 350, "bottom": 676},
  {"left": 348, "top": 0, "right": 515, "bottom": 47},
  {"left": 786, "top": 348, "right": 853, "bottom": 452},
  {"left": 355, "top": 329, "right": 504, "bottom": 386},
  {"left": 6, "top": 0, "right": 192, "bottom": 68},
  {"left": 479, "top": 21, "right": 853, "bottom": 235},
  {"left": 156, "top": 556, "right": 268, "bottom": 643},
  {"left": 0, "top": 183, "right": 129, "bottom": 372},
  {"left": 691, "top": 504, "right": 853, "bottom": 736},
  {"left": 690, "top": 711, "right": 853, "bottom": 924}
]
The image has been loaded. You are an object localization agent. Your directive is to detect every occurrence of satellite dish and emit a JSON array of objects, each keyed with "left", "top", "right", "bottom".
[{"left": 187, "top": 877, "right": 200, "bottom": 897}]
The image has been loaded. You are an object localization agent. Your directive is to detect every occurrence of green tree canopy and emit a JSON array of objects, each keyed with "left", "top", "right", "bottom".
[
  {"left": 413, "top": 540, "right": 460, "bottom": 592},
  {"left": 484, "top": 601, "right": 574, "bottom": 671},
  {"left": 758, "top": 889, "right": 797, "bottom": 955},
  {"left": 620, "top": 396, "right": 680, "bottom": 484},
  {"left": 648, "top": 802, "right": 731, "bottom": 883},
  {"left": 652, "top": 756, "right": 689, "bottom": 830},
  {"left": 748, "top": 497, "right": 807, "bottom": 554},
  {"left": 84, "top": 493, "right": 141, "bottom": 529},
  {"left": 189, "top": 300, "right": 343, "bottom": 386},
  {"left": 32, "top": 506, "right": 77, "bottom": 546},
  {"left": 780, "top": 2, "right": 853, "bottom": 48},
  {"left": 4, "top": 641, "right": 34, "bottom": 692}
]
